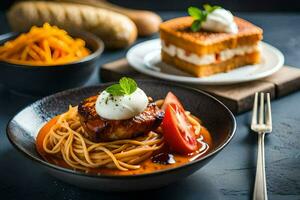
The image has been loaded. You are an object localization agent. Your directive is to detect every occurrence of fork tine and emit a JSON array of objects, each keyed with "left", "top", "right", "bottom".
[
  {"left": 266, "top": 93, "right": 272, "bottom": 131},
  {"left": 251, "top": 92, "right": 258, "bottom": 126},
  {"left": 259, "top": 93, "right": 265, "bottom": 125}
]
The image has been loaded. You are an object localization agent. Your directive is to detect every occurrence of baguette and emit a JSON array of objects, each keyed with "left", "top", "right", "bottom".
[
  {"left": 7, "top": 1, "right": 138, "bottom": 49},
  {"left": 51, "top": 0, "right": 162, "bottom": 36}
]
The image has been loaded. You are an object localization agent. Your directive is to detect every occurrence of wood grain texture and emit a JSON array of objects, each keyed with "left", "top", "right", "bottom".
[
  {"left": 100, "top": 58, "right": 300, "bottom": 114},
  {"left": 194, "top": 82, "right": 275, "bottom": 114},
  {"left": 262, "top": 66, "right": 300, "bottom": 97}
]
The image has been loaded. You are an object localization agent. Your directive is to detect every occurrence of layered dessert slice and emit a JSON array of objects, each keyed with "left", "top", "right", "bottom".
[{"left": 159, "top": 6, "right": 263, "bottom": 77}]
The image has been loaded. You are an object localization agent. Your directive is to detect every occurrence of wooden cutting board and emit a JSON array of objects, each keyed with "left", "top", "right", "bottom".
[{"left": 100, "top": 58, "right": 300, "bottom": 114}]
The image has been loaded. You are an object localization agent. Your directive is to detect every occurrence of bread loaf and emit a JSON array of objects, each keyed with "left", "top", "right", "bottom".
[
  {"left": 7, "top": 1, "right": 138, "bottom": 49},
  {"left": 52, "top": 0, "right": 162, "bottom": 36}
]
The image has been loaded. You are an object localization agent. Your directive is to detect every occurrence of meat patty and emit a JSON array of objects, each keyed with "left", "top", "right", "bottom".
[{"left": 78, "top": 95, "right": 164, "bottom": 142}]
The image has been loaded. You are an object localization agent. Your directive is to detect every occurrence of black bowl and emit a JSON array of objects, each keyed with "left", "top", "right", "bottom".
[
  {"left": 6, "top": 80, "right": 236, "bottom": 191},
  {"left": 0, "top": 31, "right": 104, "bottom": 95}
]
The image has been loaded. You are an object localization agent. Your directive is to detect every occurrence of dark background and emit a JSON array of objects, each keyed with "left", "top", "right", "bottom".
[
  {"left": 0, "top": 1, "right": 300, "bottom": 200},
  {"left": 110, "top": 0, "right": 300, "bottom": 12},
  {"left": 1, "top": 0, "right": 300, "bottom": 11}
]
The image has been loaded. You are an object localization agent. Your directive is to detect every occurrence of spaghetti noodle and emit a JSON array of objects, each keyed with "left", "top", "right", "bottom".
[{"left": 41, "top": 100, "right": 202, "bottom": 172}]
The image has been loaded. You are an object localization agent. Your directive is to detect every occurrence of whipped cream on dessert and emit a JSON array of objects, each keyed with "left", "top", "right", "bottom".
[
  {"left": 202, "top": 8, "right": 238, "bottom": 34},
  {"left": 95, "top": 88, "right": 149, "bottom": 120},
  {"left": 162, "top": 40, "right": 259, "bottom": 65}
]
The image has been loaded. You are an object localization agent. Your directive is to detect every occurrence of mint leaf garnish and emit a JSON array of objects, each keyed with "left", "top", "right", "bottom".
[
  {"left": 119, "top": 77, "right": 137, "bottom": 95},
  {"left": 203, "top": 4, "right": 220, "bottom": 13},
  {"left": 191, "top": 20, "right": 202, "bottom": 32},
  {"left": 187, "top": 4, "right": 221, "bottom": 32},
  {"left": 105, "top": 77, "right": 138, "bottom": 96},
  {"left": 188, "top": 7, "right": 203, "bottom": 20},
  {"left": 105, "top": 84, "right": 125, "bottom": 96}
]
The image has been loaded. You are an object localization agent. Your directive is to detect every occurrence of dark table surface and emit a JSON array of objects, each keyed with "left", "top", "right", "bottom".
[{"left": 0, "top": 12, "right": 299, "bottom": 200}]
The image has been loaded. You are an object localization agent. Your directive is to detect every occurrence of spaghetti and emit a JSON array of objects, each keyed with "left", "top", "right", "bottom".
[
  {"left": 41, "top": 100, "right": 203, "bottom": 172},
  {"left": 42, "top": 106, "right": 164, "bottom": 171}
]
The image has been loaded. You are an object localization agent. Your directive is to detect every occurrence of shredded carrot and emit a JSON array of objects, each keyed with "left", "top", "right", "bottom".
[{"left": 0, "top": 23, "right": 90, "bottom": 66}]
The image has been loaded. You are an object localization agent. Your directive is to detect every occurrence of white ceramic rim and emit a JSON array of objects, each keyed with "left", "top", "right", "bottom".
[{"left": 126, "top": 39, "right": 284, "bottom": 85}]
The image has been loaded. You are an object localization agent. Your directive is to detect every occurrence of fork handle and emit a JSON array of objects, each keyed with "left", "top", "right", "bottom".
[{"left": 253, "top": 133, "right": 268, "bottom": 200}]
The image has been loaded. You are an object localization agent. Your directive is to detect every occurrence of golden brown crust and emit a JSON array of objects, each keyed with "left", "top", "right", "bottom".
[
  {"left": 161, "top": 51, "right": 261, "bottom": 77},
  {"left": 160, "top": 16, "right": 263, "bottom": 55},
  {"left": 7, "top": 1, "right": 138, "bottom": 49}
]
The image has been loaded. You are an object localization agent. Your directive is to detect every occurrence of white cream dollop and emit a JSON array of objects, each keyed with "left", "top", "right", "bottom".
[
  {"left": 95, "top": 88, "right": 149, "bottom": 120},
  {"left": 202, "top": 8, "right": 238, "bottom": 34}
]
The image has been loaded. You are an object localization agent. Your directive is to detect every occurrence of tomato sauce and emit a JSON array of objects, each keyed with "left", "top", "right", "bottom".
[{"left": 36, "top": 117, "right": 213, "bottom": 175}]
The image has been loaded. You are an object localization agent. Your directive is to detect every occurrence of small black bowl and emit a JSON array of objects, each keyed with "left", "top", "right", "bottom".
[
  {"left": 6, "top": 80, "right": 236, "bottom": 191},
  {"left": 0, "top": 31, "right": 104, "bottom": 95}
]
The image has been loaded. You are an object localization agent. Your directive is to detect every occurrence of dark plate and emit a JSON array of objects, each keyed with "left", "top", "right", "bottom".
[
  {"left": 6, "top": 80, "right": 236, "bottom": 191},
  {"left": 0, "top": 31, "right": 104, "bottom": 95}
]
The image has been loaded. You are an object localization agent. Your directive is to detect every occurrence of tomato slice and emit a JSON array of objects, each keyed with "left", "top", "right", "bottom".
[
  {"left": 162, "top": 103, "right": 198, "bottom": 154},
  {"left": 161, "top": 92, "right": 184, "bottom": 111}
]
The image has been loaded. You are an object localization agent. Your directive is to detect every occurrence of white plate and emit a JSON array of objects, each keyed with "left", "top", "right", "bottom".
[{"left": 126, "top": 39, "right": 284, "bottom": 85}]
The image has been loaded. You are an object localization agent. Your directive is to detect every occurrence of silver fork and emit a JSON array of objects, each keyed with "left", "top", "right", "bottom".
[{"left": 251, "top": 92, "right": 272, "bottom": 200}]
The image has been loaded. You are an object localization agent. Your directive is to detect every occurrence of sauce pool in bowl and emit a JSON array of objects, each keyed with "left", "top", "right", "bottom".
[{"left": 36, "top": 115, "right": 213, "bottom": 175}]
